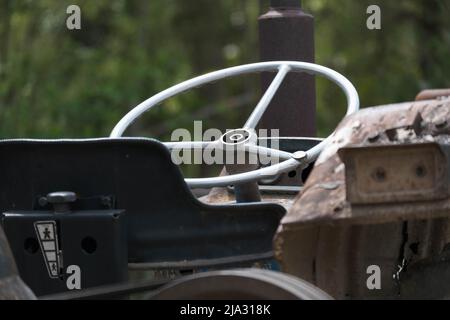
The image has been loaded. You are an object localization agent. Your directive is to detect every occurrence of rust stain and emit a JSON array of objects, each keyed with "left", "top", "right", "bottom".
[{"left": 281, "top": 97, "right": 450, "bottom": 228}]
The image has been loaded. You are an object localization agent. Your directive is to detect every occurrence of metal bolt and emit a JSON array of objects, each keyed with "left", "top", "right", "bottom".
[
  {"left": 101, "top": 196, "right": 112, "bottom": 208},
  {"left": 38, "top": 197, "right": 48, "bottom": 207},
  {"left": 292, "top": 151, "right": 307, "bottom": 161}
]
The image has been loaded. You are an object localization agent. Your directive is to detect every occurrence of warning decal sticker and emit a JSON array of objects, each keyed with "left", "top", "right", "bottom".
[{"left": 34, "top": 221, "right": 61, "bottom": 278}]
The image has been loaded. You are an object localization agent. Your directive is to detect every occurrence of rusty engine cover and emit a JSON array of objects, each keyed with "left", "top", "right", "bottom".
[{"left": 274, "top": 94, "right": 450, "bottom": 299}]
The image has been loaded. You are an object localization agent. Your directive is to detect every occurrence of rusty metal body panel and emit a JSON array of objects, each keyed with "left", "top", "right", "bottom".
[
  {"left": 275, "top": 96, "right": 450, "bottom": 299},
  {"left": 416, "top": 89, "right": 450, "bottom": 101},
  {"left": 340, "top": 143, "right": 448, "bottom": 204}
]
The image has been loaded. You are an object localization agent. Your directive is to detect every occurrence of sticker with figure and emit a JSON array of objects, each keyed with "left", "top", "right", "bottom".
[{"left": 34, "top": 221, "right": 61, "bottom": 279}]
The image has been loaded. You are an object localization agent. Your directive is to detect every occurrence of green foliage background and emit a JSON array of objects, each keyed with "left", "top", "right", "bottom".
[{"left": 0, "top": 0, "right": 449, "bottom": 141}]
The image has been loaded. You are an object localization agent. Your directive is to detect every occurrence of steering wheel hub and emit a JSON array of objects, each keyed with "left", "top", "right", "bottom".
[{"left": 221, "top": 128, "right": 253, "bottom": 146}]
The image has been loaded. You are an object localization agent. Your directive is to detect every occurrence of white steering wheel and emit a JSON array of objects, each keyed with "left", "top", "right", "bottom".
[{"left": 110, "top": 61, "right": 359, "bottom": 189}]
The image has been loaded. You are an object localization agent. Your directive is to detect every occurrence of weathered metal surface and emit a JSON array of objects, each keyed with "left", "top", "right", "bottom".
[
  {"left": 0, "top": 225, "right": 36, "bottom": 300},
  {"left": 275, "top": 96, "right": 450, "bottom": 299},
  {"left": 339, "top": 143, "right": 448, "bottom": 204},
  {"left": 279, "top": 97, "right": 450, "bottom": 226},
  {"left": 258, "top": 0, "right": 316, "bottom": 137},
  {"left": 416, "top": 88, "right": 450, "bottom": 101}
]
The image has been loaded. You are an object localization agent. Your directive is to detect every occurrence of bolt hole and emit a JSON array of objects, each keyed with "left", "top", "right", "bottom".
[
  {"left": 230, "top": 133, "right": 243, "bottom": 141},
  {"left": 415, "top": 165, "right": 426, "bottom": 178},
  {"left": 288, "top": 170, "right": 297, "bottom": 178},
  {"left": 409, "top": 242, "right": 420, "bottom": 255},
  {"left": 81, "top": 237, "right": 97, "bottom": 254},
  {"left": 24, "top": 237, "right": 39, "bottom": 254},
  {"left": 372, "top": 167, "right": 386, "bottom": 182},
  {"left": 368, "top": 134, "right": 380, "bottom": 143},
  {"left": 301, "top": 162, "right": 315, "bottom": 183}
]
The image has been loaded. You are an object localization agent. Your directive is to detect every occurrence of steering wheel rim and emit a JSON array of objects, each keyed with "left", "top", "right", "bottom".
[{"left": 110, "top": 61, "right": 359, "bottom": 188}]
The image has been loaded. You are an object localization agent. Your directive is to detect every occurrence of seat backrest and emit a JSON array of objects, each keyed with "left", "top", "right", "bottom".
[{"left": 0, "top": 138, "right": 284, "bottom": 266}]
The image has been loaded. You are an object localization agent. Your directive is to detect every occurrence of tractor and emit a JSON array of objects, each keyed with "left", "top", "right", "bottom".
[{"left": 1, "top": 1, "right": 449, "bottom": 300}]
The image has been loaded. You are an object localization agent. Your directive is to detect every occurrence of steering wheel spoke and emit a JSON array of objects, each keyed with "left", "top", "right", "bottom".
[
  {"left": 111, "top": 61, "right": 360, "bottom": 189},
  {"left": 244, "top": 144, "right": 293, "bottom": 162},
  {"left": 244, "top": 64, "right": 291, "bottom": 129},
  {"left": 164, "top": 140, "right": 219, "bottom": 150}
]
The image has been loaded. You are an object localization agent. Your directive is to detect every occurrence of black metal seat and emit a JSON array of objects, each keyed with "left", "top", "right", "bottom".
[{"left": 0, "top": 138, "right": 284, "bottom": 268}]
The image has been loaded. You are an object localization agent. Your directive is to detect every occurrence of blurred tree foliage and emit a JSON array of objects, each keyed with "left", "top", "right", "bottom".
[{"left": 0, "top": 0, "right": 449, "bottom": 141}]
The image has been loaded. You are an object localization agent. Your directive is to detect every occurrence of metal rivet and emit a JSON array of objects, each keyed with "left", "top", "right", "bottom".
[{"left": 292, "top": 151, "right": 307, "bottom": 161}]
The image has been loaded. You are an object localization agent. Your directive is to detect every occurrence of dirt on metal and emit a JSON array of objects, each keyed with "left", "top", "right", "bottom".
[{"left": 275, "top": 95, "right": 450, "bottom": 299}]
